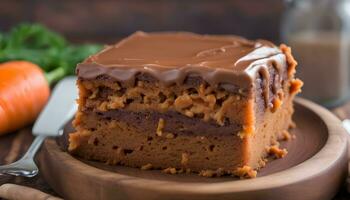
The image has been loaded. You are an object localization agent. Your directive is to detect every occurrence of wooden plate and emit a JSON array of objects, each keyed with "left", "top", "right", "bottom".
[{"left": 37, "top": 98, "right": 348, "bottom": 200}]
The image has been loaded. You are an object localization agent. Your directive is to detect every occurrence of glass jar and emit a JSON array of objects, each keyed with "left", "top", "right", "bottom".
[{"left": 281, "top": 0, "right": 350, "bottom": 107}]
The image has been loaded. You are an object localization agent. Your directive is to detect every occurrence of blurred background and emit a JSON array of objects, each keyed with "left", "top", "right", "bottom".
[
  {"left": 0, "top": 0, "right": 284, "bottom": 43},
  {"left": 1, "top": 0, "right": 350, "bottom": 106}
]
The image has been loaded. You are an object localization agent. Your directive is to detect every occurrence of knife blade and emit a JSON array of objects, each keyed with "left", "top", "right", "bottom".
[{"left": 32, "top": 76, "right": 78, "bottom": 136}]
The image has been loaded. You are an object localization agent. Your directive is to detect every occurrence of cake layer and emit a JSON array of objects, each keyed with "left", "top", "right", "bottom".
[
  {"left": 69, "top": 96, "right": 292, "bottom": 175},
  {"left": 70, "top": 111, "right": 245, "bottom": 173},
  {"left": 77, "top": 74, "right": 253, "bottom": 129}
]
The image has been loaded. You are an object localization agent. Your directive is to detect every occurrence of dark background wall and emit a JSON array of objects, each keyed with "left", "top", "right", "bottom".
[{"left": 0, "top": 0, "right": 285, "bottom": 44}]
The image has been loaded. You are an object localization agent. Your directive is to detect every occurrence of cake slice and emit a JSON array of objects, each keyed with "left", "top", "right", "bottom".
[{"left": 69, "top": 32, "right": 302, "bottom": 178}]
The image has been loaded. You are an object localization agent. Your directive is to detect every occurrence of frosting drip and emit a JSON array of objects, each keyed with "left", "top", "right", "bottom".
[{"left": 77, "top": 31, "right": 286, "bottom": 88}]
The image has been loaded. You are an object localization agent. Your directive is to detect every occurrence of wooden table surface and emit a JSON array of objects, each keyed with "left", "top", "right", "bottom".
[{"left": 1, "top": 101, "right": 350, "bottom": 199}]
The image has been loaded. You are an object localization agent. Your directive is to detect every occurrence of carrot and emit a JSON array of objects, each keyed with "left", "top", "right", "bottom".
[
  {"left": 0, "top": 61, "right": 50, "bottom": 135},
  {"left": 0, "top": 24, "right": 101, "bottom": 135}
]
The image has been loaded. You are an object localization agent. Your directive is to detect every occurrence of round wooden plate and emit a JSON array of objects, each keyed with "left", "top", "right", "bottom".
[{"left": 37, "top": 98, "right": 348, "bottom": 200}]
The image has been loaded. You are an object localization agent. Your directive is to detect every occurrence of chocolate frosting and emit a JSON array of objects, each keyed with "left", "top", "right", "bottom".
[{"left": 77, "top": 31, "right": 286, "bottom": 88}]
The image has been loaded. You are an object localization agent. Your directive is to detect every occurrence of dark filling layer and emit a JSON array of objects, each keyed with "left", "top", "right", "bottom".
[{"left": 83, "top": 109, "right": 243, "bottom": 136}]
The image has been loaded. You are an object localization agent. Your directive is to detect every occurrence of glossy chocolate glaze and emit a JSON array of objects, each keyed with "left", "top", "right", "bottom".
[{"left": 77, "top": 31, "right": 287, "bottom": 89}]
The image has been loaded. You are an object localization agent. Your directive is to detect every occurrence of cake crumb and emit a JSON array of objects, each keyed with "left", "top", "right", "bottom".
[
  {"left": 267, "top": 145, "right": 288, "bottom": 158},
  {"left": 174, "top": 94, "right": 193, "bottom": 109},
  {"left": 108, "top": 96, "right": 125, "bottom": 109},
  {"left": 290, "top": 79, "right": 303, "bottom": 95},
  {"left": 160, "top": 100, "right": 171, "bottom": 110},
  {"left": 199, "top": 170, "right": 214, "bottom": 177},
  {"left": 234, "top": 165, "right": 257, "bottom": 179},
  {"left": 162, "top": 167, "right": 188, "bottom": 174},
  {"left": 72, "top": 111, "right": 83, "bottom": 126},
  {"left": 68, "top": 130, "right": 91, "bottom": 152},
  {"left": 97, "top": 102, "right": 108, "bottom": 111},
  {"left": 237, "top": 131, "right": 245, "bottom": 139},
  {"left": 156, "top": 118, "right": 165, "bottom": 136},
  {"left": 162, "top": 167, "right": 177, "bottom": 174},
  {"left": 282, "top": 130, "right": 292, "bottom": 141},
  {"left": 258, "top": 158, "right": 268, "bottom": 168},
  {"left": 184, "top": 110, "right": 194, "bottom": 117},
  {"left": 137, "top": 81, "right": 144, "bottom": 87},
  {"left": 289, "top": 121, "right": 296, "bottom": 129},
  {"left": 181, "top": 152, "right": 189, "bottom": 166},
  {"left": 270, "top": 139, "right": 279, "bottom": 146},
  {"left": 141, "top": 163, "right": 153, "bottom": 170},
  {"left": 198, "top": 84, "right": 206, "bottom": 95},
  {"left": 88, "top": 88, "right": 99, "bottom": 99},
  {"left": 196, "top": 136, "right": 206, "bottom": 141},
  {"left": 205, "top": 94, "right": 216, "bottom": 109},
  {"left": 165, "top": 133, "right": 175, "bottom": 139},
  {"left": 199, "top": 168, "right": 225, "bottom": 177},
  {"left": 108, "top": 121, "right": 118, "bottom": 129},
  {"left": 277, "top": 90, "right": 284, "bottom": 101},
  {"left": 271, "top": 97, "right": 282, "bottom": 113},
  {"left": 238, "top": 88, "right": 245, "bottom": 95}
]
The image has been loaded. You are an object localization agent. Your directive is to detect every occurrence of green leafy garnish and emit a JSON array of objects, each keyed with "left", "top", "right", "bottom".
[{"left": 0, "top": 23, "right": 102, "bottom": 84}]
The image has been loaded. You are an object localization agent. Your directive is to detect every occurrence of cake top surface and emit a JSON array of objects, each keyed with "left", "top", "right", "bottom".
[{"left": 77, "top": 31, "right": 287, "bottom": 87}]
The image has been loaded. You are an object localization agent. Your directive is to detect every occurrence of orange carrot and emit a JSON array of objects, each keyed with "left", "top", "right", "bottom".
[{"left": 0, "top": 61, "right": 50, "bottom": 135}]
